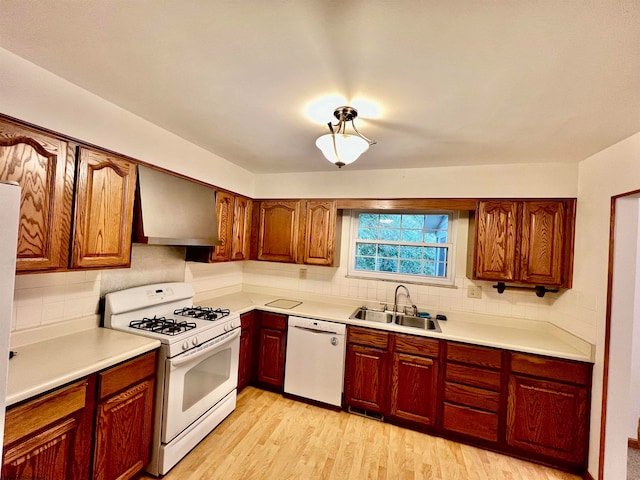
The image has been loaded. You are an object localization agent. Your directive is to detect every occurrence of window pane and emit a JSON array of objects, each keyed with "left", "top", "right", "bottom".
[
  {"left": 424, "top": 261, "right": 447, "bottom": 277},
  {"left": 400, "top": 260, "right": 421, "bottom": 275},
  {"left": 377, "top": 258, "right": 398, "bottom": 272},
  {"left": 355, "top": 256, "right": 376, "bottom": 271},
  {"left": 401, "top": 229, "right": 422, "bottom": 242},
  {"left": 400, "top": 245, "right": 422, "bottom": 259},
  {"left": 380, "top": 229, "right": 400, "bottom": 241},
  {"left": 356, "top": 242, "right": 376, "bottom": 256},
  {"left": 401, "top": 215, "right": 424, "bottom": 229},
  {"left": 378, "top": 244, "right": 398, "bottom": 258},
  {"left": 424, "top": 247, "right": 448, "bottom": 261},
  {"left": 379, "top": 214, "right": 401, "bottom": 228},
  {"left": 359, "top": 213, "right": 379, "bottom": 228},
  {"left": 424, "top": 231, "right": 437, "bottom": 243},
  {"left": 358, "top": 228, "right": 378, "bottom": 240}
]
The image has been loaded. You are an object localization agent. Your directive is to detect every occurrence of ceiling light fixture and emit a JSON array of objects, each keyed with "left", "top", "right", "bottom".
[{"left": 315, "top": 106, "right": 376, "bottom": 168}]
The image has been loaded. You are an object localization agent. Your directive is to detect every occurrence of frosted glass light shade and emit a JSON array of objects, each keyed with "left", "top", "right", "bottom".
[{"left": 315, "top": 133, "right": 370, "bottom": 167}]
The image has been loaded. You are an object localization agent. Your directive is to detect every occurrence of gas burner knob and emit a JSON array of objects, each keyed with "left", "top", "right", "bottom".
[
  {"left": 182, "top": 341, "right": 190, "bottom": 351},
  {"left": 223, "top": 324, "right": 229, "bottom": 332},
  {"left": 192, "top": 338, "right": 198, "bottom": 346}
]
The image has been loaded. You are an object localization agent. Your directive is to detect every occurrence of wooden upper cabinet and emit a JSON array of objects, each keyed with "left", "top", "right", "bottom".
[
  {"left": 474, "top": 201, "right": 518, "bottom": 281},
  {"left": 231, "top": 195, "right": 252, "bottom": 261},
  {"left": 257, "top": 200, "right": 300, "bottom": 263},
  {"left": 212, "top": 190, "right": 235, "bottom": 262},
  {"left": 473, "top": 199, "right": 575, "bottom": 288},
  {"left": 301, "top": 200, "right": 337, "bottom": 266},
  {"left": 71, "top": 147, "right": 137, "bottom": 269},
  {"left": 519, "top": 201, "right": 567, "bottom": 286},
  {"left": 0, "top": 118, "right": 75, "bottom": 272}
]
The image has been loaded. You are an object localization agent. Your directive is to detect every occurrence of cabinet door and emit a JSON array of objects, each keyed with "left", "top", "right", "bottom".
[
  {"left": 257, "top": 200, "right": 300, "bottom": 263},
  {"left": 2, "top": 380, "right": 93, "bottom": 480},
  {"left": 506, "top": 375, "right": 589, "bottom": 465},
  {"left": 93, "top": 379, "right": 155, "bottom": 480},
  {"left": 71, "top": 147, "right": 137, "bottom": 269},
  {"left": 519, "top": 201, "right": 566, "bottom": 286},
  {"left": 389, "top": 352, "right": 438, "bottom": 426},
  {"left": 238, "top": 311, "right": 255, "bottom": 390},
  {"left": 231, "top": 196, "right": 252, "bottom": 261},
  {"left": 0, "top": 118, "right": 75, "bottom": 271},
  {"left": 474, "top": 201, "right": 518, "bottom": 281},
  {"left": 257, "top": 327, "right": 286, "bottom": 388},
  {"left": 212, "top": 190, "right": 235, "bottom": 262},
  {"left": 301, "top": 200, "right": 337, "bottom": 266},
  {"left": 344, "top": 344, "right": 388, "bottom": 413}
]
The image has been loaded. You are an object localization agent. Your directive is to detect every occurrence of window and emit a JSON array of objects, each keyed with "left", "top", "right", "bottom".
[{"left": 348, "top": 210, "right": 456, "bottom": 285}]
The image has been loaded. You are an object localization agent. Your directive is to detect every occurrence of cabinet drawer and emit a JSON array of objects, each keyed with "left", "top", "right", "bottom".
[
  {"left": 446, "top": 363, "right": 501, "bottom": 391},
  {"left": 444, "top": 382, "right": 500, "bottom": 412},
  {"left": 392, "top": 333, "right": 439, "bottom": 358},
  {"left": 348, "top": 326, "right": 389, "bottom": 349},
  {"left": 4, "top": 379, "right": 88, "bottom": 446},
  {"left": 98, "top": 351, "right": 157, "bottom": 401},
  {"left": 260, "top": 312, "right": 287, "bottom": 330},
  {"left": 447, "top": 342, "right": 502, "bottom": 369},
  {"left": 510, "top": 352, "right": 591, "bottom": 386},
  {"left": 443, "top": 403, "right": 499, "bottom": 442}
]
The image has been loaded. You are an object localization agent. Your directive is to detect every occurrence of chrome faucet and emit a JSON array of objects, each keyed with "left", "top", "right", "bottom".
[{"left": 393, "top": 284, "right": 418, "bottom": 316}]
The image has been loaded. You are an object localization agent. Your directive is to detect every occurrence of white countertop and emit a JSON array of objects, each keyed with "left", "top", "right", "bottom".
[
  {"left": 6, "top": 328, "right": 160, "bottom": 406},
  {"left": 197, "top": 287, "right": 594, "bottom": 363}
]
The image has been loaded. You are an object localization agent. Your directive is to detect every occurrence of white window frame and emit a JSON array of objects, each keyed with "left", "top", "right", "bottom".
[{"left": 347, "top": 210, "right": 457, "bottom": 286}]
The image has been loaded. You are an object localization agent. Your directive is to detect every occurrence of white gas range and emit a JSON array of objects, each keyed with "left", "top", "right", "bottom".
[{"left": 104, "top": 282, "right": 240, "bottom": 476}]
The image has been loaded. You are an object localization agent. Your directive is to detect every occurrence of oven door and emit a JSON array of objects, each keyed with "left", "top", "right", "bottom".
[{"left": 161, "top": 328, "right": 240, "bottom": 443}]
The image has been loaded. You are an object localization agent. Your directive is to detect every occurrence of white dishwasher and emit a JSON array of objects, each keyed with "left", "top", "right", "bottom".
[{"left": 284, "top": 316, "right": 346, "bottom": 407}]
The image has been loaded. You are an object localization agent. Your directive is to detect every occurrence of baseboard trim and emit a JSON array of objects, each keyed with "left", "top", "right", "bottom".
[
  {"left": 582, "top": 471, "right": 595, "bottom": 480},
  {"left": 629, "top": 437, "right": 640, "bottom": 449}
]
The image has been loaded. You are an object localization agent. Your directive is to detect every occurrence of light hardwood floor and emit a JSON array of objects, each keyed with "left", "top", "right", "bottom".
[{"left": 140, "top": 387, "right": 581, "bottom": 480}]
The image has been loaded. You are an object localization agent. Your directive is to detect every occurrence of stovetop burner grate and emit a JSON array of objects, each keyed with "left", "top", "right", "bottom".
[
  {"left": 174, "top": 306, "right": 231, "bottom": 321},
  {"left": 129, "top": 316, "right": 197, "bottom": 336}
]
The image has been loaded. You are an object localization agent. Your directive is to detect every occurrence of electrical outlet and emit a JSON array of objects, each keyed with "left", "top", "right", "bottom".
[
  {"left": 467, "top": 285, "right": 482, "bottom": 299},
  {"left": 299, "top": 268, "right": 307, "bottom": 279}
]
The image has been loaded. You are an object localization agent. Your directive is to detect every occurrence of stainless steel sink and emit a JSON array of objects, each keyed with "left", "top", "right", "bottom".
[
  {"left": 349, "top": 307, "right": 441, "bottom": 332},
  {"left": 350, "top": 308, "right": 393, "bottom": 323},
  {"left": 395, "top": 314, "right": 441, "bottom": 332}
]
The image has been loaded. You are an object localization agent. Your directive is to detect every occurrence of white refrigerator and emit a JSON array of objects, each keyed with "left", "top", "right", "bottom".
[{"left": 0, "top": 182, "right": 20, "bottom": 460}]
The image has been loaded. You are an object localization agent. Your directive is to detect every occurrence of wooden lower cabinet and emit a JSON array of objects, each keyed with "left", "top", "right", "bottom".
[
  {"left": 256, "top": 312, "right": 287, "bottom": 390},
  {"left": 2, "top": 378, "right": 95, "bottom": 480},
  {"left": 344, "top": 344, "right": 388, "bottom": 413},
  {"left": 238, "top": 311, "right": 255, "bottom": 390},
  {"left": 93, "top": 351, "right": 156, "bottom": 480},
  {"left": 389, "top": 351, "right": 438, "bottom": 426},
  {"left": 2, "top": 351, "right": 157, "bottom": 480}
]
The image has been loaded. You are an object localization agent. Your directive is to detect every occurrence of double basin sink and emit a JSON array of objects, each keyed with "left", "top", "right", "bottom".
[{"left": 350, "top": 307, "right": 441, "bottom": 332}]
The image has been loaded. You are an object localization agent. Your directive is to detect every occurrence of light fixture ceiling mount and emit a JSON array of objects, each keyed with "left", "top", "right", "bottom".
[{"left": 315, "top": 106, "right": 376, "bottom": 168}]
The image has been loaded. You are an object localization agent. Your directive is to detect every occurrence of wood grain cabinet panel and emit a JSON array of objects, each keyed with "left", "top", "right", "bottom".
[
  {"left": 389, "top": 352, "right": 438, "bottom": 426},
  {"left": 94, "top": 351, "right": 157, "bottom": 480},
  {"left": 301, "top": 200, "right": 337, "bottom": 266},
  {"left": 238, "top": 311, "right": 255, "bottom": 390},
  {"left": 72, "top": 147, "right": 137, "bottom": 269},
  {"left": 2, "top": 379, "right": 94, "bottom": 480},
  {"left": 231, "top": 195, "right": 252, "bottom": 261},
  {"left": 443, "top": 403, "right": 499, "bottom": 442},
  {"left": 211, "top": 190, "right": 235, "bottom": 262},
  {"left": 256, "top": 313, "right": 287, "bottom": 390},
  {"left": 344, "top": 343, "right": 388, "bottom": 413},
  {"left": 0, "top": 118, "right": 75, "bottom": 272},
  {"left": 506, "top": 375, "right": 589, "bottom": 465},
  {"left": 257, "top": 200, "right": 300, "bottom": 263},
  {"left": 474, "top": 201, "right": 518, "bottom": 281}
]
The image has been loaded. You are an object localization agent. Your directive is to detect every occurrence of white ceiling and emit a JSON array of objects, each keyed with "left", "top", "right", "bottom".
[{"left": 1, "top": 1, "right": 639, "bottom": 174}]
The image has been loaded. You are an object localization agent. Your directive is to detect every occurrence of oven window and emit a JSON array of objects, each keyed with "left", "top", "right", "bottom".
[{"left": 182, "top": 349, "right": 231, "bottom": 411}]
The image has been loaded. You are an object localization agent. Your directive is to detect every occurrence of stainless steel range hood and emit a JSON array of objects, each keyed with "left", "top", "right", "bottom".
[{"left": 134, "top": 165, "right": 221, "bottom": 246}]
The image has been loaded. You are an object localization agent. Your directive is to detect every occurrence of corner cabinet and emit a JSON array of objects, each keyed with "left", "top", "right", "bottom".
[
  {"left": 186, "top": 191, "right": 252, "bottom": 263},
  {"left": 0, "top": 116, "right": 137, "bottom": 272},
  {"left": 254, "top": 199, "right": 339, "bottom": 266},
  {"left": 473, "top": 199, "right": 575, "bottom": 288},
  {"left": 71, "top": 147, "right": 137, "bottom": 269}
]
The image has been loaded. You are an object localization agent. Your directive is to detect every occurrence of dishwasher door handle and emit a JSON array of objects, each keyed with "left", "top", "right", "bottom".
[{"left": 293, "top": 325, "right": 339, "bottom": 335}]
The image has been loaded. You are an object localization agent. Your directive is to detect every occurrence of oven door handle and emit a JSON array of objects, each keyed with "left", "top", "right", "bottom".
[{"left": 170, "top": 328, "right": 240, "bottom": 367}]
